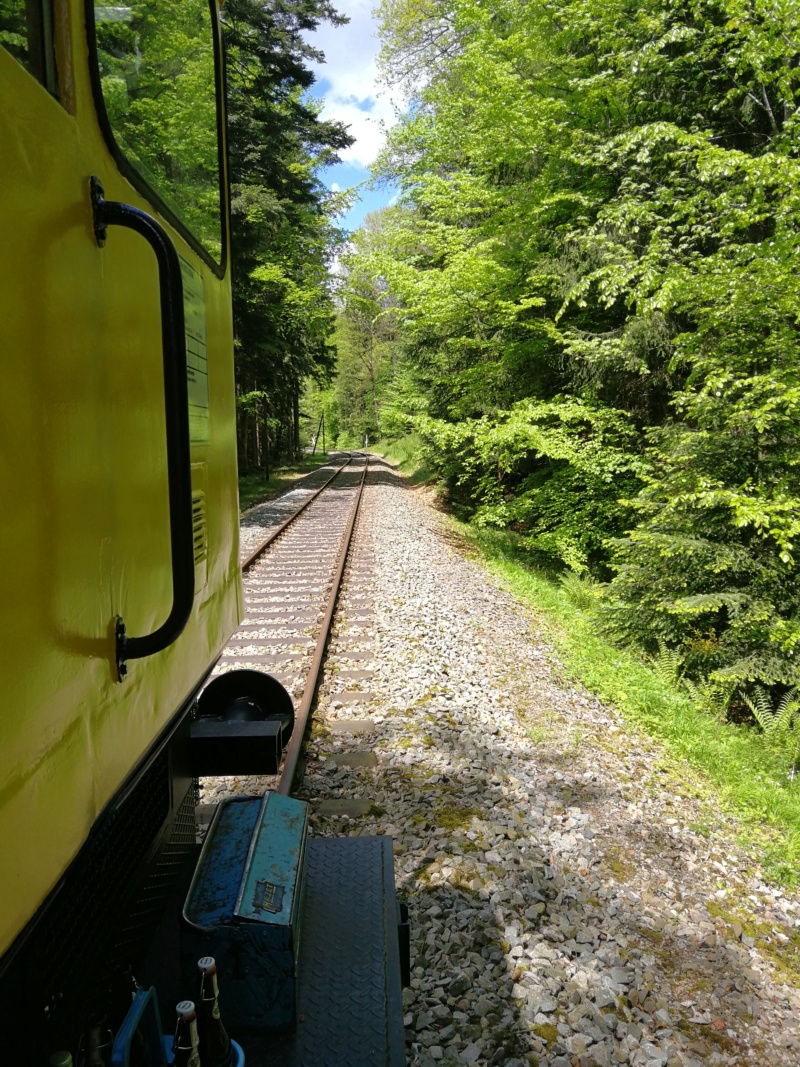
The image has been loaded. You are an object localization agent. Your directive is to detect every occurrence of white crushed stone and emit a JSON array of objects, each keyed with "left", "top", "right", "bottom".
[{"left": 300, "top": 458, "right": 800, "bottom": 1067}]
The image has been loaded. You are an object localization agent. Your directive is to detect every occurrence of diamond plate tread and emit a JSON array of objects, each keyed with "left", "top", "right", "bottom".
[
  {"left": 295, "top": 837, "right": 404, "bottom": 1066},
  {"left": 246, "top": 837, "right": 405, "bottom": 1067}
]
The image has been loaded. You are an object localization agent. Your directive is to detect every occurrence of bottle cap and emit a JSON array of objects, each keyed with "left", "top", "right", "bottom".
[
  {"left": 48, "top": 1054, "right": 73, "bottom": 1067},
  {"left": 197, "top": 956, "right": 216, "bottom": 972},
  {"left": 176, "top": 1000, "right": 196, "bottom": 1019}
]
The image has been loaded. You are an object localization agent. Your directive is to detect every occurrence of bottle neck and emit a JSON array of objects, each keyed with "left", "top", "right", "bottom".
[
  {"left": 176, "top": 1016, "right": 200, "bottom": 1048},
  {"left": 200, "top": 969, "right": 220, "bottom": 1003}
]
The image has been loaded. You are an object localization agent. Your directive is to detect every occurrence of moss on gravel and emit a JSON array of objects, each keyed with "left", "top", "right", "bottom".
[{"left": 705, "top": 899, "right": 800, "bottom": 988}]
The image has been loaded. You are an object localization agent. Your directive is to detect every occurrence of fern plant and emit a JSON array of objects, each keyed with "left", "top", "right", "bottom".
[
  {"left": 745, "top": 686, "right": 800, "bottom": 780},
  {"left": 652, "top": 640, "right": 685, "bottom": 688},
  {"left": 559, "top": 571, "right": 600, "bottom": 611},
  {"left": 682, "top": 675, "right": 736, "bottom": 724}
]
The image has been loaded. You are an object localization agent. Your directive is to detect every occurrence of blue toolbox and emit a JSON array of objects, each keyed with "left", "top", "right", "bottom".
[
  {"left": 183, "top": 793, "right": 309, "bottom": 1032},
  {"left": 182, "top": 792, "right": 407, "bottom": 1065}
]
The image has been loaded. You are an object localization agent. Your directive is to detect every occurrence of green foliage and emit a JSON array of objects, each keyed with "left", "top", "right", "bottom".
[
  {"left": 224, "top": 0, "right": 352, "bottom": 464},
  {"left": 449, "top": 516, "right": 800, "bottom": 886},
  {"left": 327, "top": 210, "right": 405, "bottom": 445},
  {"left": 302, "top": 378, "right": 340, "bottom": 449},
  {"left": 745, "top": 687, "right": 800, "bottom": 779},
  {"left": 415, "top": 398, "right": 644, "bottom": 574},
  {"left": 0, "top": 0, "right": 29, "bottom": 70},
  {"left": 559, "top": 572, "right": 601, "bottom": 611},
  {"left": 651, "top": 641, "right": 685, "bottom": 690},
  {"left": 339, "top": 0, "right": 800, "bottom": 696},
  {"left": 95, "top": 0, "right": 222, "bottom": 254},
  {"left": 681, "top": 676, "right": 736, "bottom": 724}
]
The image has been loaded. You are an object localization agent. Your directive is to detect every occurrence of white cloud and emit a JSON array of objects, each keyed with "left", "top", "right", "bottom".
[
  {"left": 330, "top": 182, "right": 341, "bottom": 192},
  {"left": 306, "top": 1, "right": 399, "bottom": 169}
]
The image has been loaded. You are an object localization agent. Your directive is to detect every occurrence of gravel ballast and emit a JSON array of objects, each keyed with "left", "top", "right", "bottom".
[
  {"left": 207, "top": 457, "right": 800, "bottom": 1065},
  {"left": 299, "top": 459, "right": 800, "bottom": 1067}
]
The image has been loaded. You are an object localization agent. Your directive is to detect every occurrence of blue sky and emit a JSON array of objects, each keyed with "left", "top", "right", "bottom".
[{"left": 304, "top": 1, "right": 399, "bottom": 234}]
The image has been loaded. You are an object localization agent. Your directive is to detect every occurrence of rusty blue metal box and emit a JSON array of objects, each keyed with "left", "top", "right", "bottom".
[{"left": 182, "top": 793, "right": 309, "bottom": 1032}]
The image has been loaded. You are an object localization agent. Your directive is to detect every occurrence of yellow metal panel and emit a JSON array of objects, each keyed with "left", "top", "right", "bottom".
[{"left": 0, "top": 0, "right": 241, "bottom": 957}]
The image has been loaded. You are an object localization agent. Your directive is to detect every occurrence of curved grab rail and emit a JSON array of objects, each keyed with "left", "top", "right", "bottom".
[{"left": 91, "top": 177, "right": 195, "bottom": 680}]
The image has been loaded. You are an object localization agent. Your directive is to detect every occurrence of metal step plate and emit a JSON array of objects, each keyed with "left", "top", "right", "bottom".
[{"left": 250, "top": 836, "right": 405, "bottom": 1067}]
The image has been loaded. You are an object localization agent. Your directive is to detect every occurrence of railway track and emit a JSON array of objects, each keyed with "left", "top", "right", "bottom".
[
  {"left": 238, "top": 451, "right": 353, "bottom": 564},
  {"left": 191, "top": 455, "right": 405, "bottom": 1067},
  {"left": 201, "top": 451, "right": 370, "bottom": 800}
]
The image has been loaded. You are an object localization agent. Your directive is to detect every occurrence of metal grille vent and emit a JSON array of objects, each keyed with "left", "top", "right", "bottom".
[
  {"left": 192, "top": 490, "right": 208, "bottom": 566},
  {"left": 0, "top": 751, "right": 173, "bottom": 1060},
  {"left": 112, "top": 780, "right": 198, "bottom": 968}
]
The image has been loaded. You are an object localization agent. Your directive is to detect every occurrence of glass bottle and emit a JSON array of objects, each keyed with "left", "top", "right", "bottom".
[
  {"left": 48, "top": 1054, "right": 73, "bottom": 1067},
  {"left": 197, "top": 957, "right": 233, "bottom": 1067},
  {"left": 79, "top": 1013, "right": 113, "bottom": 1067},
  {"left": 173, "top": 1000, "right": 202, "bottom": 1067}
]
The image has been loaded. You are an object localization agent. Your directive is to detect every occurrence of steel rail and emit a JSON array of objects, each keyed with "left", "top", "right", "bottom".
[
  {"left": 276, "top": 454, "right": 370, "bottom": 796},
  {"left": 241, "top": 452, "right": 355, "bottom": 573}
]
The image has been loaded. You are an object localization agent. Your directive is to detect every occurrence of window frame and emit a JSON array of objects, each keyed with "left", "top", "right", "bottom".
[
  {"left": 85, "top": 0, "right": 228, "bottom": 278},
  {"left": 0, "top": 0, "right": 59, "bottom": 93}
]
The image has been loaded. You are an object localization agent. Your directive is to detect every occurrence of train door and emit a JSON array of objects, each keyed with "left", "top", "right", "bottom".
[{"left": 0, "top": 0, "right": 241, "bottom": 1054}]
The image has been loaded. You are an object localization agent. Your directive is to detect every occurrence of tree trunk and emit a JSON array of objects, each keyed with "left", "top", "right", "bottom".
[{"left": 369, "top": 338, "right": 380, "bottom": 437}]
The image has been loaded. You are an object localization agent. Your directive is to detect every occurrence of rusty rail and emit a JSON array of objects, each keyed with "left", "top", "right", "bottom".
[
  {"left": 277, "top": 454, "right": 370, "bottom": 795},
  {"left": 240, "top": 452, "right": 355, "bottom": 572}
]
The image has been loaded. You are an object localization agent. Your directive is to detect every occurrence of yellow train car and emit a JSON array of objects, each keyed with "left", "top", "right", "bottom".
[{"left": 0, "top": 0, "right": 241, "bottom": 1056}]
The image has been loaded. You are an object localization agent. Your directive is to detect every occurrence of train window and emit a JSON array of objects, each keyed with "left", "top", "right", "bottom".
[
  {"left": 91, "top": 0, "right": 223, "bottom": 265},
  {"left": 0, "top": 0, "right": 58, "bottom": 92}
]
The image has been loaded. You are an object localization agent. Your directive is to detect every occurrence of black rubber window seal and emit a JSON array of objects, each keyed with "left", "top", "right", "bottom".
[{"left": 84, "top": 0, "right": 228, "bottom": 279}]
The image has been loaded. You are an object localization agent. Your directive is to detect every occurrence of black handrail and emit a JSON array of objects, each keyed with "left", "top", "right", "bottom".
[{"left": 91, "top": 177, "right": 195, "bottom": 680}]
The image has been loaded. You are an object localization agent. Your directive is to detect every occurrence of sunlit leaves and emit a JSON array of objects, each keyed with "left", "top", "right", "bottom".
[
  {"left": 363, "top": 0, "right": 800, "bottom": 690},
  {"left": 224, "top": 0, "right": 352, "bottom": 426}
]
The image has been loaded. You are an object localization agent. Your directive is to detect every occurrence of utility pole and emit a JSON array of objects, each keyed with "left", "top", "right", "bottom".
[
  {"left": 311, "top": 414, "right": 323, "bottom": 456},
  {"left": 263, "top": 395, "right": 270, "bottom": 483}
]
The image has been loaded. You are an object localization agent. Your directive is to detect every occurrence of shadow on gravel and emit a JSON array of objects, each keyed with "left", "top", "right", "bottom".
[
  {"left": 365, "top": 456, "right": 414, "bottom": 490},
  {"left": 305, "top": 709, "right": 785, "bottom": 1061}
]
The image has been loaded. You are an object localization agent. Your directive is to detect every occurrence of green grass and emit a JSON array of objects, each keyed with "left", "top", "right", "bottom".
[
  {"left": 450, "top": 522, "right": 800, "bottom": 886},
  {"left": 238, "top": 452, "right": 332, "bottom": 512}
]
